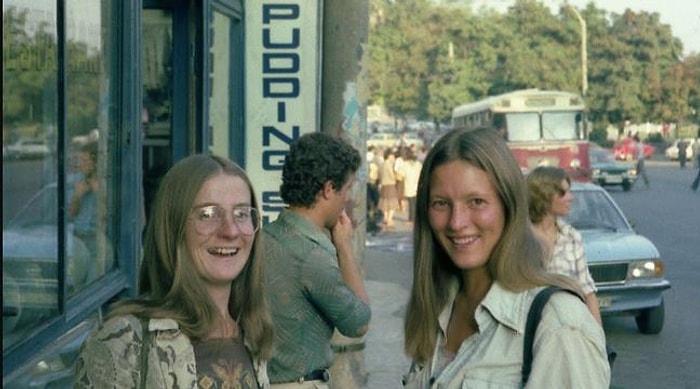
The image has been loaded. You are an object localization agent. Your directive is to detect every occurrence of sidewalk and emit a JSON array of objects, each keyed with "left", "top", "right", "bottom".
[{"left": 363, "top": 209, "right": 413, "bottom": 389}]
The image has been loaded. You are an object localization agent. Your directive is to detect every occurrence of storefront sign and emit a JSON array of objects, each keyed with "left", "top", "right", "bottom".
[{"left": 245, "top": 0, "right": 321, "bottom": 224}]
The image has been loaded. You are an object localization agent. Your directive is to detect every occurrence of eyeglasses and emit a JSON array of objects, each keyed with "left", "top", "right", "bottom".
[{"left": 190, "top": 205, "right": 260, "bottom": 236}]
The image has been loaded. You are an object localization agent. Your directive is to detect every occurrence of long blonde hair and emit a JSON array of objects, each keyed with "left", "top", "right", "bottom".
[
  {"left": 109, "top": 154, "right": 274, "bottom": 359},
  {"left": 404, "top": 128, "right": 581, "bottom": 364}
]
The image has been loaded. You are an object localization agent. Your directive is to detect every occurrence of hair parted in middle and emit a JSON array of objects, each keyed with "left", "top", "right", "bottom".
[
  {"left": 404, "top": 127, "right": 582, "bottom": 364},
  {"left": 109, "top": 154, "right": 274, "bottom": 359}
]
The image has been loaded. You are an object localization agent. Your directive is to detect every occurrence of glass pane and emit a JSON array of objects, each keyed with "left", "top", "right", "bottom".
[
  {"left": 3, "top": 2, "right": 59, "bottom": 351},
  {"left": 506, "top": 113, "right": 540, "bottom": 142},
  {"left": 142, "top": 9, "right": 173, "bottom": 221},
  {"left": 209, "top": 10, "right": 232, "bottom": 157},
  {"left": 65, "top": 0, "right": 116, "bottom": 291},
  {"left": 542, "top": 112, "right": 579, "bottom": 140}
]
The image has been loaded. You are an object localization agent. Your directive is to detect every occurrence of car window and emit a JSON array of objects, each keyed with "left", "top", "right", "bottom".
[{"left": 566, "top": 189, "right": 630, "bottom": 231}]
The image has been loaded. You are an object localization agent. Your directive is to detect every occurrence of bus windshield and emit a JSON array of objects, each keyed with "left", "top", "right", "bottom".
[{"left": 506, "top": 111, "right": 581, "bottom": 142}]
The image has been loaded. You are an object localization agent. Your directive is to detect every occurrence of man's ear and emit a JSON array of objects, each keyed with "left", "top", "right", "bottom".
[{"left": 321, "top": 180, "right": 335, "bottom": 199}]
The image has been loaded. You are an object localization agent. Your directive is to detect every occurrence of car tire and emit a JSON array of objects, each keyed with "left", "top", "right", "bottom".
[
  {"left": 622, "top": 181, "right": 632, "bottom": 192},
  {"left": 635, "top": 298, "right": 664, "bottom": 334}
]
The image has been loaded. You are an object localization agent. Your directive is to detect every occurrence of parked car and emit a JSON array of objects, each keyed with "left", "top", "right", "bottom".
[
  {"left": 612, "top": 137, "right": 655, "bottom": 161},
  {"left": 4, "top": 138, "right": 50, "bottom": 159},
  {"left": 664, "top": 138, "right": 697, "bottom": 161},
  {"left": 589, "top": 144, "right": 637, "bottom": 191},
  {"left": 367, "top": 132, "right": 399, "bottom": 150},
  {"left": 564, "top": 182, "right": 671, "bottom": 334}
]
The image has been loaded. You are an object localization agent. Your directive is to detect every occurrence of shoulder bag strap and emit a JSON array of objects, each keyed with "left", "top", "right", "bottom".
[
  {"left": 140, "top": 317, "right": 151, "bottom": 389},
  {"left": 521, "top": 286, "right": 562, "bottom": 386}
]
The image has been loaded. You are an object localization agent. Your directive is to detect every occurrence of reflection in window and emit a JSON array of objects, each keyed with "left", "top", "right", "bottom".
[
  {"left": 2, "top": 0, "right": 116, "bottom": 352},
  {"left": 66, "top": 0, "right": 115, "bottom": 290},
  {"left": 3, "top": 3, "right": 59, "bottom": 352}
]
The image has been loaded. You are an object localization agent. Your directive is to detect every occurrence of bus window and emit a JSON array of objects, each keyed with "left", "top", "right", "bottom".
[
  {"left": 493, "top": 114, "right": 508, "bottom": 140},
  {"left": 542, "top": 112, "right": 579, "bottom": 140},
  {"left": 506, "top": 113, "right": 540, "bottom": 142}
]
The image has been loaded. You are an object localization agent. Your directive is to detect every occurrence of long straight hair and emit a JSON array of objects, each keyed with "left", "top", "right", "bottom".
[
  {"left": 404, "top": 128, "right": 581, "bottom": 364},
  {"left": 109, "top": 154, "right": 274, "bottom": 359}
]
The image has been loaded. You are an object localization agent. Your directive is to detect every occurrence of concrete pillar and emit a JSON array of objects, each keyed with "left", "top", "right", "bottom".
[{"left": 320, "top": 0, "right": 370, "bottom": 388}]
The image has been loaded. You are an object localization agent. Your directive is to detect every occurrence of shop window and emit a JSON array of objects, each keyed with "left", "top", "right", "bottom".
[{"left": 2, "top": 0, "right": 117, "bottom": 353}]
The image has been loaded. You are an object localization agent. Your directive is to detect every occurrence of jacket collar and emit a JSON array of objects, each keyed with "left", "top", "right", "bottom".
[{"left": 438, "top": 281, "right": 533, "bottom": 335}]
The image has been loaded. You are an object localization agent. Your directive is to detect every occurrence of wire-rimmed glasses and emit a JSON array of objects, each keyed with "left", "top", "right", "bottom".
[{"left": 190, "top": 205, "right": 260, "bottom": 236}]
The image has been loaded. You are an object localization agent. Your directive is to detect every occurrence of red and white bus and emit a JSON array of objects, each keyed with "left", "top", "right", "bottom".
[{"left": 452, "top": 89, "right": 591, "bottom": 181}]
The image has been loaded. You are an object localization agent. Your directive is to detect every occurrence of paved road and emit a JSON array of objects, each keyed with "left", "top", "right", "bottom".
[{"left": 361, "top": 160, "right": 700, "bottom": 388}]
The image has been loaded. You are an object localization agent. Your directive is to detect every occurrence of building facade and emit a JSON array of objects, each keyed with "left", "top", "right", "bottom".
[{"left": 3, "top": 1, "right": 368, "bottom": 386}]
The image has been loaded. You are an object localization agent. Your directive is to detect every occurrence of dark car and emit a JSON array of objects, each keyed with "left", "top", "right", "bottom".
[
  {"left": 565, "top": 182, "right": 671, "bottom": 334},
  {"left": 589, "top": 144, "right": 638, "bottom": 191}
]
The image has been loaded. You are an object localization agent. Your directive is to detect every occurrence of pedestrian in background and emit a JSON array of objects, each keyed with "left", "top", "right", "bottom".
[
  {"left": 401, "top": 149, "right": 423, "bottom": 225},
  {"left": 678, "top": 138, "right": 689, "bottom": 169},
  {"left": 263, "top": 132, "right": 371, "bottom": 388},
  {"left": 691, "top": 138, "right": 700, "bottom": 192},
  {"left": 366, "top": 145, "right": 382, "bottom": 234},
  {"left": 402, "top": 128, "right": 609, "bottom": 388},
  {"left": 395, "top": 146, "right": 408, "bottom": 212},
  {"left": 74, "top": 154, "right": 274, "bottom": 388},
  {"left": 527, "top": 166, "right": 602, "bottom": 325},
  {"left": 67, "top": 142, "right": 101, "bottom": 260},
  {"left": 633, "top": 134, "right": 650, "bottom": 189},
  {"left": 378, "top": 148, "right": 400, "bottom": 228}
]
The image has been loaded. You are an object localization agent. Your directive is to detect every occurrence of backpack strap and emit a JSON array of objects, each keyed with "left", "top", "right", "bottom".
[{"left": 521, "top": 286, "right": 581, "bottom": 386}]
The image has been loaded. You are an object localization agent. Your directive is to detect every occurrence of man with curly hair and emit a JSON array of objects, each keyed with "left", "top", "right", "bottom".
[{"left": 263, "top": 132, "right": 371, "bottom": 388}]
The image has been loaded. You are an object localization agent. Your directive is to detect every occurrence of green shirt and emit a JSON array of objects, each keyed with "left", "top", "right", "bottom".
[{"left": 263, "top": 209, "right": 371, "bottom": 383}]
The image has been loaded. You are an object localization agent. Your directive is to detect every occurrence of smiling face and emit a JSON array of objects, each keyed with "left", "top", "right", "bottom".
[
  {"left": 186, "top": 173, "right": 254, "bottom": 288},
  {"left": 428, "top": 160, "right": 505, "bottom": 271}
]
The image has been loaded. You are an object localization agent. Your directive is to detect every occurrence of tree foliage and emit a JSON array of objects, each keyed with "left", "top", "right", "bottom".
[
  {"left": 368, "top": 0, "right": 700, "bottom": 127},
  {"left": 3, "top": 6, "right": 103, "bottom": 139}
]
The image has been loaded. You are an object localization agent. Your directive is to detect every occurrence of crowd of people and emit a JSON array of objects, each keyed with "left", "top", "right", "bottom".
[
  {"left": 74, "top": 129, "right": 613, "bottom": 388},
  {"left": 367, "top": 143, "right": 426, "bottom": 233}
]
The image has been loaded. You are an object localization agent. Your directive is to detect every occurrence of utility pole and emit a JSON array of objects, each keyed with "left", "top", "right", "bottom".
[
  {"left": 321, "top": 0, "right": 370, "bottom": 388},
  {"left": 567, "top": 4, "right": 588, "bottom": 97}
]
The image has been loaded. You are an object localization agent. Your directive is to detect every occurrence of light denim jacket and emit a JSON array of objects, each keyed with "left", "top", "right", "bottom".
[
  {"left": 74, "top": 315, "right": 270, "bottom": 388},
  {"left": 402, "top": 282, "right": 610, "bottom": 389}
]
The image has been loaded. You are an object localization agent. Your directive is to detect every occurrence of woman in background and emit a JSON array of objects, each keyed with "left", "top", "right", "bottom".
[{"left": 527, "top": 166, "right": 602, "bottom": 325}]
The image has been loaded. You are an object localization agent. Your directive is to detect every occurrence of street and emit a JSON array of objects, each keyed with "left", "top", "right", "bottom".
[{"left": 362, "top": 160, "right": 700, "bottom": 388}]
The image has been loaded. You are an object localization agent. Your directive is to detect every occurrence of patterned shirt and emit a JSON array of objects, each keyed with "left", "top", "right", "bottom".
[
  {"left": 402, "top": 282, "right": 610, "bottom": 388},
  {"left": 194, "top": 338, "right": 260, "bottom": 389},
  {"left": 263, "top": 209, "right": 371, "bottom": 383},
  {"left": 74, "top": 315, "right": 270, "bottom": 388},
  {"left": 548, "top": 221, "right": 598, "bottom": 295}
]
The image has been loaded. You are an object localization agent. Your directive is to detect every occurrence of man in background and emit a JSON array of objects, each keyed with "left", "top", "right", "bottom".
[{"left": 264, "top": 132, "right": 371, "bottom": 388}]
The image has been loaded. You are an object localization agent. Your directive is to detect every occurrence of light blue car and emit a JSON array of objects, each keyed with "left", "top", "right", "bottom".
[{"left": 564, "top": 182, "right": 671, "bottom": 334}]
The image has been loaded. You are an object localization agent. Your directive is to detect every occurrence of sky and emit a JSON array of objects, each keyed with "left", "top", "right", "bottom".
[{"left": 472, "top": 0, "right": 700, "bottom": 57}]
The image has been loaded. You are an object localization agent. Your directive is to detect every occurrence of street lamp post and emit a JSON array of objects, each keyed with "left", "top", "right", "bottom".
[{"left": 567, "top": 5, "right": 587, "bottom": 97}]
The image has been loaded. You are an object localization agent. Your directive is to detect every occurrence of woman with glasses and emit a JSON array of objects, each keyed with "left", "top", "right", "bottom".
[
  {"left": 74, "top": 154, "right": 274, "bottom": 388},
  {"left": 527, "top": 166, "right": 602, "bottom": 325}
]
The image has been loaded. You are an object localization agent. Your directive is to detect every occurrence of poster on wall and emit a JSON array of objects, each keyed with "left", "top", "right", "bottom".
[{"left": 245, "top": 0, "right": 322, "bottom": 224}]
